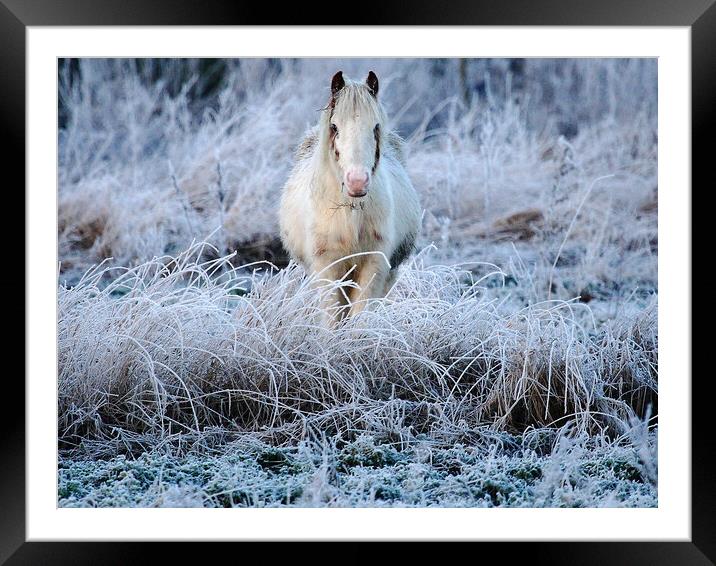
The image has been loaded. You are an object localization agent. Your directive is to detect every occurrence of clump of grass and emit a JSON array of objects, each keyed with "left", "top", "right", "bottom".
[{"left": 59, "top": 243, "right": 656, "bottom": 455}]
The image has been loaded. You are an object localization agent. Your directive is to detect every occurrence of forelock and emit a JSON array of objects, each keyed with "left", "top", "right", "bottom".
[{"left": 331, "top": 81, "right": 384, "bottom": 122}]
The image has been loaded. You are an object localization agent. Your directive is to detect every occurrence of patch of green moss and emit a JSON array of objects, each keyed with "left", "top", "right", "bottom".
[
  {"left": 338, "top": 436, "right": 401, "bottom": 471},
  {"left": 582, "top": 456, "right": 644, "bottom": 483},
  {"left": 374, "top": 485, "right": 401, "bottom": 501},
  {"left": 211, "top": 489, "right": 253, "bottom": 508},
  {"left": 256, "top": 447, "right": 293, "bottom": 472},
  {"left": 474, "top": 478, "right": 515, "bottom": 506},
  {"left": 508, "top": 463, "right": 543, "bottom": 482}
]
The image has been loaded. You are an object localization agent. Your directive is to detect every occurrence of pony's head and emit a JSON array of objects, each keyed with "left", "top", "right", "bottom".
[{"left": 323, "top": 71, "right": 386, "bottom": 198}]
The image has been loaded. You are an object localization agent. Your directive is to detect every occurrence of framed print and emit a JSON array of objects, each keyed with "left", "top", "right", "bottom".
[{"left": 6, "top": 0, "right": 708, "bottom": 562}]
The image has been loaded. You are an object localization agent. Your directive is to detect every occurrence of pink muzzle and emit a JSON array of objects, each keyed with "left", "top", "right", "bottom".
[{"left": 345, "top": 170, "right": 369, "bottom": 197}]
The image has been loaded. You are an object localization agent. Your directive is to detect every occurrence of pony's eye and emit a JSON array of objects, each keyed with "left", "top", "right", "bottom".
[{"left": 330, "top": 123, "right": 338, "bottom": 134}]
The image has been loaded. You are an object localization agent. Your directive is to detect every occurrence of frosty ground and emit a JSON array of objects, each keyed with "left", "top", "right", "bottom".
[{"left": 57, "top": 58, "right": 658, "bottom": 507}]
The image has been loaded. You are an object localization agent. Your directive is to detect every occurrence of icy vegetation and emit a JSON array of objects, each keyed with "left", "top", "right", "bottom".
[{"left": 58, "top": 58, "right": 658, "bottom": 507}]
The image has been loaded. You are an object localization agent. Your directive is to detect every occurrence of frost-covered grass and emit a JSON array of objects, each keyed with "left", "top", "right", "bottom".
[
  {"left": 57, "top": 58, "right": 658, "bottom": 507},
  {"left": 58, "top": 245, "right": 657, "bottom": 507},
  {"left": 59, "top": 245, "right": 657, "bottom": 444},
  {"left": 60, "top": 429, "right": 656, "bottom": 508}
]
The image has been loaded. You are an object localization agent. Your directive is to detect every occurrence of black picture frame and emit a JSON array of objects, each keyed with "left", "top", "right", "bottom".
[{"left": 5, "top": 1, "right": 705, "bottom": 563}]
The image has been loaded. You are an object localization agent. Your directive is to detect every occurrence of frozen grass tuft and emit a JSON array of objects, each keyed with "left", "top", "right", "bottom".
[{"left": 59, "top": 243, "right": 656, "bottom": 455}]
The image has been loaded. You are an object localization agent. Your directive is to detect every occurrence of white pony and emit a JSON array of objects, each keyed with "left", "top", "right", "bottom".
[{"left": 279, "top": 71, "right": 421, "bottom": 321}]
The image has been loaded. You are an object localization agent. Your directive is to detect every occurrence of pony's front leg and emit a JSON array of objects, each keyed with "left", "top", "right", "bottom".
[
  {"left": 349, "top": 256, "right": 389, "bottom": 316},
  {"left": 311, "top": 257, "right": 352, "bottom": 325}
]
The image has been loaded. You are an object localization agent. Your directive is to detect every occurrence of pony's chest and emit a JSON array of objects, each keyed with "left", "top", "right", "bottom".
[{"left": 315, "top": 203, "right": 381, "bottom": 252}]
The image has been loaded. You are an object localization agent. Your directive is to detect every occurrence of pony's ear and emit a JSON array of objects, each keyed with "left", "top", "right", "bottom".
[
  {"left": 331, "top": 71, "right": 345, "bottom": 98},
  {"left": 366, "top": 71, "right": 379, "bottom": 98}
]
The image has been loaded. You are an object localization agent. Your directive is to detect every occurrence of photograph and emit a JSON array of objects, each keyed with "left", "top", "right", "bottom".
[{"left": 56, "top": 57, "right": 659, "bottom": 509}]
